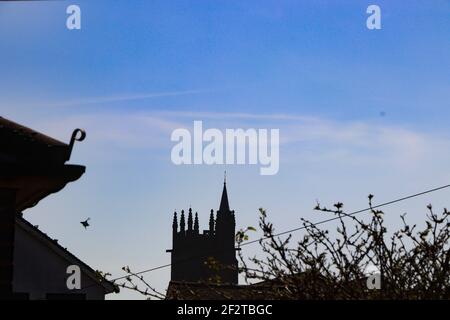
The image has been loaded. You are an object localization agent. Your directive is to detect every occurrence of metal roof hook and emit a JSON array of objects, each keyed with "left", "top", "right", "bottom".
[{"left": 66, "top": 128, "right": 86, "bottom": 161}]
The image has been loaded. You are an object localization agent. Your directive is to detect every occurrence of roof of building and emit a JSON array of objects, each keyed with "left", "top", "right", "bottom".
[
  {"left": 166, "top": 281, "right": 277, "bottom": 300},
  {"left": 16, "top": 215, "right": 118, "bottom": 295},
  {"left": 166, "top": 272, "right": 336, "bottom": 300},
  {"left": 0, "top": 116, "right": 86, "bottom": 212},
  {"left": 0, "top": 116, "right": 67, "bottom": 145},
  {"left": 0, "top": 116, "right": 69, "bottom": 165}
]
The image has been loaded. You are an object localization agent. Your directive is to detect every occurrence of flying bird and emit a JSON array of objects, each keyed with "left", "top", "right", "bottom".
[{"left": 80, "top": 218, "right": 91, "bottom": 229}]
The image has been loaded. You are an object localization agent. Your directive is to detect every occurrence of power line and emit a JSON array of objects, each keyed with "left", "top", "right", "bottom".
[
  {"left": 240, "top": 183, "right": 450, "bottom": 247},
  {"left": 97, "top": 183, "right": 450, "bottom": 286}
]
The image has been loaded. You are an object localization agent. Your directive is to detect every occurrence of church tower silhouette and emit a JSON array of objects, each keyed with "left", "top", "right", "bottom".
[{"left": 168, "top": 177, "right": 238, "bottom": 284}]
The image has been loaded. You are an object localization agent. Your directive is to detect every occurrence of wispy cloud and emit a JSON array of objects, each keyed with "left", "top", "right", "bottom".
[
  {"left": 14, "top": 89, "right": 212, "bottom": 109},
  {"left": 33, "top": 109, "right": 450, "bottom": 172},
  {"left": 153, "top": 110, "right": 315, "bottom": 122}
]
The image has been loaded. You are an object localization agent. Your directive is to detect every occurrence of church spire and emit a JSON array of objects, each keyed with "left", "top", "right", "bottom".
[{"left": 219, "top": 174, "right": 230, "bottom": 212}]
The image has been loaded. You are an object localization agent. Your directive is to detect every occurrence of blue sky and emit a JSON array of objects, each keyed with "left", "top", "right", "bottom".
[{"left": 1, "top": 0, "right": 449, "bottom": 299}]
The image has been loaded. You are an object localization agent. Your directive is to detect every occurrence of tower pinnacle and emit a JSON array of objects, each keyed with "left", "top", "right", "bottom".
[{"left": 219, "top": 178, "right": 230, "bottom": 212}]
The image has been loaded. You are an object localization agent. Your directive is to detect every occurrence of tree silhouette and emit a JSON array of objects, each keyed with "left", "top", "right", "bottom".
[{"left": 236, "top": 195, "right": 450, "bottom": 299}]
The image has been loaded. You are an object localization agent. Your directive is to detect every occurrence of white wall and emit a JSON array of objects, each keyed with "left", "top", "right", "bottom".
[{"left": 13, "top": 223, "right": 107, "bottom": 300}]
